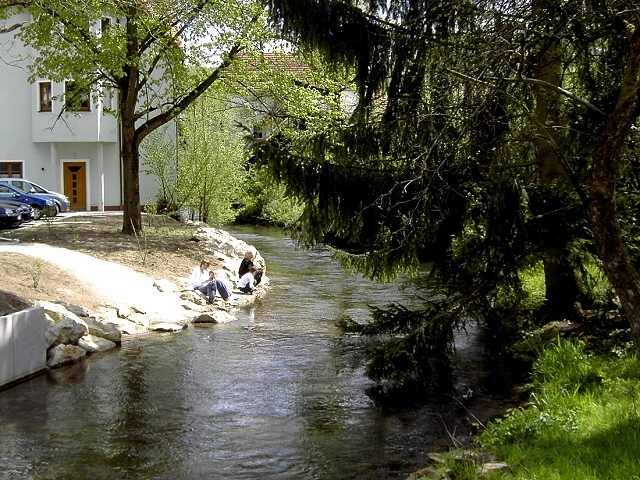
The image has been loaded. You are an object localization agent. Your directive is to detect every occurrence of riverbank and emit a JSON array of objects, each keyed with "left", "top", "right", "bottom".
[
  {"left": 408, "top": 261, "right": 634, "bottom": 480},
  {"left": 412, "top": 341, "right": 640, "bottom": 480},
  {"left": 0, "top": 213, "right": 269, "bottom": 373}
]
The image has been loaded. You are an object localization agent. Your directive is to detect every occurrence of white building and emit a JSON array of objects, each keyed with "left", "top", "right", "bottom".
[{"left": 0, "top": 12, "right": 168, "bottom": 211}]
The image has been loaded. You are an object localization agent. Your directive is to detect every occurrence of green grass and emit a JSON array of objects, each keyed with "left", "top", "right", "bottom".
[
  {"left": 478, "top": 340, "right": 640, "bottom": 479},
  {"left": 518, "top": 261, "right": 547, "bottom": 310}
]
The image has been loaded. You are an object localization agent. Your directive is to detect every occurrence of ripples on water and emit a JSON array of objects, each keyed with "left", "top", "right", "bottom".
[{"left": 0, "top": 226, "right": 499, "bottom": 480}]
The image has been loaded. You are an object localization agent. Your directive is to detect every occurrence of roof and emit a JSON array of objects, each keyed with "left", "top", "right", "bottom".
[{"left": 236, "top": 52, "right": 310, "bottom": 76}]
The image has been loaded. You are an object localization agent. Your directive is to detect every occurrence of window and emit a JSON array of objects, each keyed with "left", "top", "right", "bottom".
[
  {"left": 65, "top": 81, "right": 91, "bottom": 112},
  {"left": 102, "top": 85, "right": 114, "bottom": 111},
  {"left": 0, "top": 162, "right": 23, "bottom": 178},
  {"left": 101, "top": 17, "right": 111, "bottom": 34},
  {"left": 39, "top": 81, "right": 52, "bottom": 112}
]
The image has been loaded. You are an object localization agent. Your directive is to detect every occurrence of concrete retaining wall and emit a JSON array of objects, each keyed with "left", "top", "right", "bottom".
[{"left": 0, "top": 306, "right": 48, "bottom": 389}]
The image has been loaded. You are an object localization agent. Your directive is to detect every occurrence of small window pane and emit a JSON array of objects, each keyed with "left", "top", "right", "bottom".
[
  {"left": 39, "top": 82, "right": 52, "bottom": 112},
  {"left": 101, "top": 17, "right": 111, "bottom": 34},
  {"left": 0, "top": 162, "right": 23, "bottom": 178}
]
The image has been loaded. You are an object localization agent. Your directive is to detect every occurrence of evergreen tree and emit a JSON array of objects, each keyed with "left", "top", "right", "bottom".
[{"left": 259, "top": 0, "right": 640, "bottom": 387}]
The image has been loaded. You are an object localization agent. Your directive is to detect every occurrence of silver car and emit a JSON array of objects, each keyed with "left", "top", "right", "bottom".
[{"left": 0, "top": 178, "right": 70, "bottom": 215}]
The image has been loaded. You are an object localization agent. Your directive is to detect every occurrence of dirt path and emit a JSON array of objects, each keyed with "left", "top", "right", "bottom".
[{"left": 0, "top": 243, "right": 191, "bottom": 324}]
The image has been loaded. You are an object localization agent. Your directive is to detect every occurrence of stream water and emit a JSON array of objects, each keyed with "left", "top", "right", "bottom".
[{"left": 0, "top": 226, "right": 512, "bottom": 480}]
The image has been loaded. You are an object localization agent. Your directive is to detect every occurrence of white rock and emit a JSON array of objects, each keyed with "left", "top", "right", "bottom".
[
  {"left": 44, "top": 312, "right": 89, "bottom": 347},
  {"left": 58, "top": 302, "right": 91, "bottom": 317},
  {"left": 153, "top": 279, "right": 178, "bottom": 293},
  {"left": 47, "top": 344, "right": 86, "bottom": 368},
  {"left": 79, "top": 334, "right": 117, "bottom": 353},
  {"left": 85, "top": 315, "right": 122, "bottom": 343},
  {"left": 115, "top": 304, "right": 132, "bottom": 318},
  {"left": 113, "top": 318, "right": 148, "bottom": 335},
  {"left": 37, "top": 301, "right": 81, "bottom": 323},
  {"left": 180, "top": 290, "right": 207, "bottom": 305},
  {"left": 192, "top": 227, "right": 266, "bottom": 273},
  {"left": 149, "top": 322, "right": 186, "bottom": 332},
  {"left": 128, "top": 312, "right": 150, "bottom": 327},
  {"left": 192, "top": 311, "right": 235, "bottom": 324},
  {"left": 181, "top": 301, "right": 207, "bottom": 312}
]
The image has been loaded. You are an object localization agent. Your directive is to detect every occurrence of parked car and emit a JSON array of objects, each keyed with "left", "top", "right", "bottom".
[
  {"left": 0, "top": 199, "right": 35, "bottom": 222},
  {"left": 0, "top": 202, "right": 26, "bottom": 228},
  {"left": 0, "top": 184, "right": 55, "bottom": 218},
  {"left": 0, "top": 178, "right": 69, "bottom": 214}
]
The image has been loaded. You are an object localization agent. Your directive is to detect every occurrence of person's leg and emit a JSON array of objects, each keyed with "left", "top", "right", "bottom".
[{"left": 214, "top": 279, "right": 230, "bottom": 301}]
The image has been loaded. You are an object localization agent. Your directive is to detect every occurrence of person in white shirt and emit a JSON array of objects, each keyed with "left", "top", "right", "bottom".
[
  {"left": 190, "top": 259, "right": 210, "bottom": 289},
  {"left": 190, "top": 259, "right": 231, "bottom": 304},
  {"left": 237, "top": 266, "right": 257, "bottom": 294}
]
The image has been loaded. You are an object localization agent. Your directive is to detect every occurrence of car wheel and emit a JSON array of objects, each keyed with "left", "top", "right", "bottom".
[
  {"left": 53, "top": 203, "right": 60, "bottom": 216},
  {"left": 33, "top": 208, "right": 43, "bottom": 220}
]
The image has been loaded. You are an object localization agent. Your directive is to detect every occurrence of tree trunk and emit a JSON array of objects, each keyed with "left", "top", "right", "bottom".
[
  {"left": 121, "top": 118, "right": 142, "bottom": 235},
  {"left": 543, "top": 251, "right": 581, "bottom": 316},
  {"left": 587, "top": 26, "right": 640, "bottom": 344},
  {"left": 120, "top": 12, "right": 142, "bottom": 236},
  {"left": 530, "top": 2, "right": 582, "bottom": 315}
]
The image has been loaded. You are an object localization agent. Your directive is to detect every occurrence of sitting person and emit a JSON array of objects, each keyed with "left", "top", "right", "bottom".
[
  {"left": 237, "top": 266, "right": 257, "bottom": 294},
  {"left": 190, "top": 259, "right": 210, "bottom": 290},
  {"left": 238, "top": 250, "right": 254, "bottom": 278},
  {"left": 238, "top": 249, "right": 263, "bottom": 286},
  {"left": 190, "top": 259, "right": 230, "bottom": 304}
]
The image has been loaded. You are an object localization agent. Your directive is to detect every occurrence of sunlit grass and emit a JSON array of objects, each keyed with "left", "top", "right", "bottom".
[{"left": 479, "top": 340, "right": 640, "bottom": 480}]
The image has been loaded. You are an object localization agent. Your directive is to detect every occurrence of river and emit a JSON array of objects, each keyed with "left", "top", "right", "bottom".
[{"left": 0, "top": 226, "right": 511, "bottom": 479}]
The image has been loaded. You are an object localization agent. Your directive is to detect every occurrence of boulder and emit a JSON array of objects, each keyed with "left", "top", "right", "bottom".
[
  {"left": 115, "top": 304, "right": 132, "bottom": 319},
  {"left": 192, "top": 227, "right": 266, "bottom": 273},
  {"left": 180, "top": 290, "right": 207, "bottom": 306},
  {"left": 128, "top": 312, "right": 150, "bottom": 327},
  {"left": 37, "top": 301, "right": 82, "bottom": 323},
  {"left": 85, "top": 315, "right": 122, "bottom": 343},
  {"left": 153, "top": 279, "right": 178, "bottom": 293},
  {"left": 149, "top": 322, "right": 186, "bottom": 332},
  {"left": 47, "top": 344, "right": 86, "bottom": 369},
  {"left": 79, "top": 335, "right": 118, "bottom": 353},
  {"left": 58, "top": 302, "right": 91, "bottom": 317},
  {"left": 42, "top": 308, "right": 89, "bottom": 348},
  {"left": 45, "top": 314, "right": 88, "bottom": 347},
  {"left": 192, "top": 311, "right": 235, "bottom": 324},
  {"left": 113, "top": 318, "right": 148, "bottom": 335},
  {"left": 181, "top": 301, "right": 207, "bottom": 312}
]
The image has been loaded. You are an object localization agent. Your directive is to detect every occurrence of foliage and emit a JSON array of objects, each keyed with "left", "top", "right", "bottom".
[
  {"left": 223, "top": 49, "right": 354, "bottom": 226},
  {"left": 257, "top": 0, "right": 640, "bottom": 387},
  {"left": 340, "top": 299, "right": 460, "bottom": 395},
  {"left": 235, "top": 165, "right": 304, "bottom": 226},
  {"left": 143, "top": 88, "right": 247, "bottom": 225},
  {"left": 3, "top": 0, "right": 271, "bottom": 233},
  {"left": 478, "top": 340, "right": 640, "bottom": 479}
]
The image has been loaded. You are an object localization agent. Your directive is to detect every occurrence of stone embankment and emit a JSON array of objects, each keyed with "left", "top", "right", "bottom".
[{"left": 2, "top": 227, "right": 269, "bottom": 373}]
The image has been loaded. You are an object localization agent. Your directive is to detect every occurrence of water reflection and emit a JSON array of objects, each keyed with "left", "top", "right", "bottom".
[{"left": 0, "top": 226, "right": 498, "bottom": 479}]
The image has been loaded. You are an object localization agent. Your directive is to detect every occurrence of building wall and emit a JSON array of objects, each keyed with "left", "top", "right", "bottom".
[{"left": 0, "top": 12, "right": 171, "bottom": 210}]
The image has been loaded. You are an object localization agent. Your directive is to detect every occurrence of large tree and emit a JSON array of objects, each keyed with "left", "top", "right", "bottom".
[
  {"left": 1, "top": 0, "right": 266, "bottom": 234},
  {"left": 257, "top": 0, "right": 640, "bottom": 377}
]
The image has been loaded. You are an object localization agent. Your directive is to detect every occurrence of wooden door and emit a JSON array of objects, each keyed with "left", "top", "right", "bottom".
[{"left": 63, "top": 162, "right": 87, "bottom": 210}]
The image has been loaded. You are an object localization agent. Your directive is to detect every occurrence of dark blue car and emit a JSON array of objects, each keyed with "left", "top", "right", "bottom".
[{"left": 0, "top": 183, "right": 55, "bottom": 218}]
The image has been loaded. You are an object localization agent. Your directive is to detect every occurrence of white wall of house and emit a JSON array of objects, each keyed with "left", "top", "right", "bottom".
[{"left": 0, "top": 12, "right": 171, "bottom": 210}]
